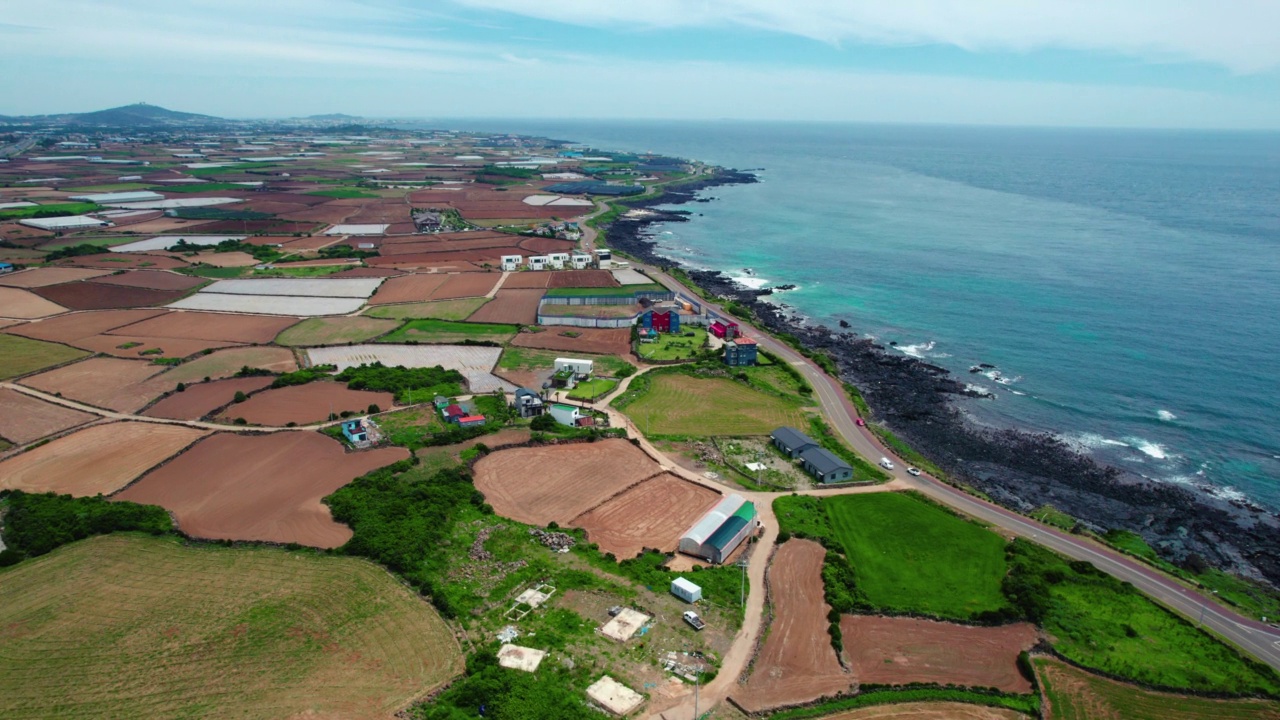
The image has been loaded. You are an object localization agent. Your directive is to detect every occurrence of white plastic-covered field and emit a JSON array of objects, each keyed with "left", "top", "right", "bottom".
[
  {"left": 611, "top": 268, "right": 653, "bottom": 285},
  {"left": 522, "top": 194, "right": 594, "bottom": 207},
  {"left": 306, "top": 344, "right": 514, "bottom": 393},
  {"left": 199, "top": 278, "right": 382, "bottom": 298},
  {"left": 110, "top": 197, "right": 243, "bottom": 210},
  {"left": 324, "top": 224, "right": 389, "bottom": 236},
  {"left": 167, "top": 293, "right": 365, "bottom": 316},
  {"left": 114, "top": 235, "right": 247, "bottom": 253}
]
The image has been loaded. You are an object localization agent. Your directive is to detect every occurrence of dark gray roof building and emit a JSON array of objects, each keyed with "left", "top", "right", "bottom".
[
  {"left": 799, "top": 446, "right": 853, "bottom": 484},
  {"left": 771, "top": 426, "right": 817, "bottom": 458}
]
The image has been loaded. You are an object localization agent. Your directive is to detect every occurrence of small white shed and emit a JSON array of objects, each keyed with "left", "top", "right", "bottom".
[{"left": 671, "top": 577, "right": 702, "bottom": 603}]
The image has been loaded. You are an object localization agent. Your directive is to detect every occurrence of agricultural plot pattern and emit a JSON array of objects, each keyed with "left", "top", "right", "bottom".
[
  {"left": 19, "top": 357, "right": 175, "bottom": 413},
  {"left": 568, "top": 472, "right": 721, "bottom": 559},
  {"left": 624, "top": 373, "right": 811, "bottom": 437},
  {"left": 0, "top": 535, "right": 461, "bottom": 719},
  {"left": 840, "top": 616, "right": 1038, "bottom": 692},
  {"left": 116, "top": 432, "right": 410, "bottom": 548},
  {"left": 219, "top": 382, "right": 394, "bottom": 426},
  {"left": 0, "top": 387, "right": 97, "bottom": 444},
  {"left": 306, "top": 343, "right": 513, "bottom": 393},
  {"left": 142, "top": 376, "right": 276, "bottom": 420}
]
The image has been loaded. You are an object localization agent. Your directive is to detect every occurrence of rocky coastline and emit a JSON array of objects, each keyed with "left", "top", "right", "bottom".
[{"left": 605, "top": 169, "right": 1280, "bottom": 587}]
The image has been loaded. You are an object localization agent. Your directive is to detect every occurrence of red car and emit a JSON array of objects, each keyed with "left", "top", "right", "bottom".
[{"left": 856, "top": 418, "right": 866, "bottom": 427}]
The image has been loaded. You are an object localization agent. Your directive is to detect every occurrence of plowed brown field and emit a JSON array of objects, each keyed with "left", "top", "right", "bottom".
[
  {"left": 115, "top": 432, "right": 409, "bottom": 547},
  {"left": 3, "top": 308, "right": 166, "bottom": 343},
  {"left": 0, "top": 267, "right": 111, "bottom": 287},
  {"left": 31, "top": 282, "right": 188, "bottom": 310},
  {"left": 367, "top": 274, "right": 449, "bottom": 305},
  {"left": 142, "top": 376, "right": 276, "bottom": 420},
  {"left": 0, "top": 387, "right": 97, "bottom": 444},
  {"left": 511, "top": 327, "right": 630, "bottom": 355},
  {"left": 219, "top": 381, "right": 394, "bottom": 426},
  {"left": 570, "top": 473, "right": 720, "bottom": 558},
  {"left": 466, "top": 289, "right": 543, "bottom": 324},
  {"left": 732, "top": 539, "right": 854, "bottom": 713},
  {"left": 108, "top": 311, "right": 299, "bottom": 343},
  {"left": 72, "top": 333, "right": 242, "bottom": 359},
  {"left": 429, "top": 273, "right": 500, "bottom": 300},
  {"left": 0, "top": 422, "right": 207, "bottom": 496},
  {"left": 0, "top": 287, "right": 67, "bottom": 319},
  {"left": 473, "top": 439, "right": 661, "bottom": 525},
  {"left": 502, "top": 271, "right": 552, "bottom": 289},
  {"left": 55, "top": 253, "right": 189, "bottom": 270},
  {"left": 90, "top": 270, "right": 206, "bottom": 291},
  {"left": 820, "top": 703, "right": 1025, "bottom": 720},
  {"left": 841, "top": 616, "right": 1038, "bottom": 692},
  {"left": 20, "top": 357, "right": 172, "bottom": 412},
  {"left": 155, "top": 346, "right": 298, "bottom": 384},
  {"left": 548, "top": 270, "right": 618, "bottom": 288}
]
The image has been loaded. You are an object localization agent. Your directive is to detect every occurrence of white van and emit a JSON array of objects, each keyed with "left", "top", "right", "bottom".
[{"left": 879, "top": 457, "right": 895, "bottom": 470}]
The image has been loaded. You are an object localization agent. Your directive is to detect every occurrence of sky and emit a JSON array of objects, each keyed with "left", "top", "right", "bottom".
[{"left": 2, "top": 0, "right": 1279, "bottom": 129}]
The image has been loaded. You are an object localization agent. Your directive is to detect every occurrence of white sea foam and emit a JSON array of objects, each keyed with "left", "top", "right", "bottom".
[
  {"left": 897, "top": 341, "right": 935, "bottom": 359},
  {"left": 965, "top": 383, "right": 996, "bottom": 398},
  {"left": 728, "top": 276, "right": 771, "bottom": 290},
  {"left": 1126, "top": 438, "right": 1169, "bottom": 460},
  {"left": 1157, "top": 409, "right": 1177, "bottom": 422},
  {"left": 1064, "top": 433, "right": 1130, "bottom": 453},
  {"left": 1010, "top": 390, "right": 1027, "bottom": 396}
]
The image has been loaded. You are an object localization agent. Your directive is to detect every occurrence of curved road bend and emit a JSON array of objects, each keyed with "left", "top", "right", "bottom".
[{"left": 636, "top": 267, "right": 1280, "bottom": 675}]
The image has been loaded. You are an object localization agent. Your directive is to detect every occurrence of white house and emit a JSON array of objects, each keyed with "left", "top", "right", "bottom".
[
  {"left": 671, "top": 577, "right": 702, "bottom": 603},
  {"left": 549, "top": 403, "right": 583, "bottom": 427},
  {"left": 547, "top": 252, "right": 570, "bottom": 269},
  {"left": 527, "top": 255, "right": 550, "bottom": 271},
  {"left": 501, "top": 254, "right": 523, "bottom": 271},
  {"left": 570, "top": 252, "right": 591, "bottom": 269},
  {"left": 554, "top": 358, "right": 593, "bottom": 377},
  {"left": 594, "top": 248, "right": 613, "bottom": 269}
]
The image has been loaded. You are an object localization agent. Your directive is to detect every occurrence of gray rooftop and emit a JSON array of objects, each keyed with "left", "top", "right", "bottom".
[
  {"left": 771, "top": 426, "right": 817, "bottom": 451},
  {"left": 799, "top": 446, "right": 853, "bottom": 474}
]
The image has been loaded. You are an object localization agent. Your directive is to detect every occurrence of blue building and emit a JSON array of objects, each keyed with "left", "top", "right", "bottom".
[
  {"left": 723, "top": 337, "right": 758, "bottom": 366},
  {"left": 341, "top": 419, "right": 368, "bottom": 443}
]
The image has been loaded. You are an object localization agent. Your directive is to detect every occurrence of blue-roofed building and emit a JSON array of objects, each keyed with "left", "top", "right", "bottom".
[
  {"left": 0, "top": 262, "right": 14, "bottom": 274},
  {"left": 771, "top": 427, "right": 817, "bottom": 458},
  {"left": 679, "top": 494, "right": 759, "bottom": 564},
  {"left": 799, "top": 446, "right": 854, "bottom": 484}
]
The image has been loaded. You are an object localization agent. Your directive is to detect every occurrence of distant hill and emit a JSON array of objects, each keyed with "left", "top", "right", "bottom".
[
  {"left": 305, "top": 113, "right": 362, "bottom": 121},
  {"left": 66, "top": 103, "right": 222, "bottom": 126}
]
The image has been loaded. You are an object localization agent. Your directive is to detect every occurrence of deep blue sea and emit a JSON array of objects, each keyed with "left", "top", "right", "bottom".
[{"left": 444, "top": 120, "right": 1280, "bottom": 508}]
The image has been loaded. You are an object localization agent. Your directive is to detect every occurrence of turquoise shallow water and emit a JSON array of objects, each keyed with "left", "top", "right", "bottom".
[{"left": 447, "top": 120, "right": 1280, "bottom": 508}]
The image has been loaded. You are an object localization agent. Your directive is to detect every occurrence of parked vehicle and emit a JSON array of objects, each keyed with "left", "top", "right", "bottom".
[
  {"left": 856, "top": 418, "right": 866, "bottom": 427},
  {"left": 907, "top": 466, "right": 921, "bottom": 476},
  {"left": 879, "top": 457, "right": 895, "bottom": 470},
  {"left": 683, "top": 611, "right": 706, "bottom": 631}
]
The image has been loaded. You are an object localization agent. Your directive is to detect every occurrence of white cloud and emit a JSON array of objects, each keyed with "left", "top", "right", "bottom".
[{"left": 451, "top": 0, "right": 1280, "bottom": 73}]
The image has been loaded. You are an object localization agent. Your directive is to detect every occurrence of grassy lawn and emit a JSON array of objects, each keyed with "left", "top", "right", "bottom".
[
  {"left": 636, "top": 328, "right": 708, "bottom": 361},
  {"left": 183, "top": 266, "right": 252, "bottom": 278},
  {"left": 497, "top": 347, "right": 635, "bottom": 377},
  {"left": 822, "top": 492, "right": 1012, "bottom": 620},
  {"left": 565, "top": 378, "right": 617, "bottom": 401},
  {"left": 544, "top": 284, "right": 665, "bottom": 298},
  {"left": 376, "top": 406, "right": 447, "bottom": 450},
  {"left": 1034, "top": 657, "right": 1280, "bottom": 719},
  {"left": 0, "top": 534, "right": 461, "bottom": 719},
  {"left": 275, "top": 316, "right": 400, "bottom": 346},
  {"left": 615, "top": 370, "right": 810, "bottom": 437},
  {"left": 365, "top": 299, "right": 489, "bottom": 321},
  {"left": 0, "top": 203, "right": 101, "bottom": 221},
  {"left": 251, "top": 265, "right": 349, "bottom": 278},
  {"left": 1031, "top": 504, "right": 1076, "bottom": 531},
  {"left": 307, "top": 188, "right": 380, "bottom": 199},
  {"left": 0, "top": 334, "right": 91, "bottom": 380},
  {"left": 380, "top": 319, "right": 518, "bottom": 344}
]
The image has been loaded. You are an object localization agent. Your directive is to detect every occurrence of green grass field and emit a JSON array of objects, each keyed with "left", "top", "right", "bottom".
[
  {"left": 158, "top": 182, "right": 253, "bottom": 193},
  {"left": 0, "top": 535, "right": 461, "bottom": 719},
  {"left": 824, "top": 493, "right": 1012, "bottom": 619},
  {"left": 497, "top": 347, "right": 635, "bottom": 377},
  {"left": 62, "top": 183, "right": 155, "bottom": 193},
  {"left": 365, "top": 298, "right": 489, "bottom": 321},
  {"left": 617, "top": 371, "right": 810, "bottom": 437},
  {"left": 184, "top": 266, "right": 252, "bottom": 278},
  {"left": 566, "top": 377, "right": 617, "bottom": 401},
  {"left": 275, "top": 316, "right": 400, "bottom": 346},
  {"left": 1034, "top": 657, "right": 1280, "bottom": 719},
  {"left": 636, "top": 328, "right": 708, "bottom": 361},
  {"left": 544, "top": 284, "right": 665, "bottom": 298},
  {"left": 252, "top": 264, "right": 348, "bottom": 278},
  {"left": 0, "top": 334, "right": 91, "bottom": 380},
  {"left": 307, "top": 188, "right": 379, "bottom": 199},
  {"left": 0, "top": 202, "right": 101, "bottom": 221},
  {"left": 380, "top": 319, "right": 518, "bottom": 344}
]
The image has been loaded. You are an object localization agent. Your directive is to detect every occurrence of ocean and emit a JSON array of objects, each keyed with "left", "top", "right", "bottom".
[{"left": 445, "top": 120, "right": 1280, "bottom": 509}]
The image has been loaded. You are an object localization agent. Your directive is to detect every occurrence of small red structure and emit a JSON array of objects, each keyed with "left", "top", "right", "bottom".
[
  {"left": 457, "top": 415, "right": 486, "bottom": 428},
  {"left": 443, "top": 404, "right": 465, "bottom": 421},
  {"left": 710, "top": 320, "right": 739, "bottom": 340}
]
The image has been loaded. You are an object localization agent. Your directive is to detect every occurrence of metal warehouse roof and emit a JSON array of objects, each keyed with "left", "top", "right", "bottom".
[
  {"left": 682, "top": 494, "right": 746, "bottom": 545},
  {"left": 771, "top": 426, "right": 816, "bottom": 451},
  {"left": 672, "top": 577, "right": 701, "bottom": 594},
  {"left": 799, "top": 446, "right": 853, "bottom": 474},
  {"left": 707, "top": 515, "right": 749, "bottom": 551}
]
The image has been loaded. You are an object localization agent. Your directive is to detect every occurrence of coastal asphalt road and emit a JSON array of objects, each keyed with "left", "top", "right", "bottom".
[{"left": 641, "top": 266, "right": 1280, "bottom": 673}]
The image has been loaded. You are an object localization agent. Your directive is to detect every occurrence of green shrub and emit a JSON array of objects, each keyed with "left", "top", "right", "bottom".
[{"left": 0, "top": 490, "right": 171, "bottom": 559}]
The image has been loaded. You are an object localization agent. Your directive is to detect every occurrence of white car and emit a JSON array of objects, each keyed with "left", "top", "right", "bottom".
[
  {"left": 879, "top": 457, "right": 895, "bottom": 470},
  {"left": 907, "top": 466, "right": 922, "bottom": 476}
]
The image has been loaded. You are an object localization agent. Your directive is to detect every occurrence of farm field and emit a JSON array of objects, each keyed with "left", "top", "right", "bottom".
[
  {"left": 620, "top": 372, "right": 810, "bottom": 437},
  {"left": 90, "top": 270, "right": 206, "bottom": 291},
  {"left": 428, "top": 272, "right": 501, "bottom": 300},
  {"left": 824, "top": 493, "right": 1011, "bottom": 620},
  {"left": 219, "top": 381, "right": 394, "bottom": 425},
  {"left": 0, "top": 267, "right": 112, "bottom": 287},
  {"left": 466, "top": 288, "right": 542, "bottom": 324},
  {"left": 501, "top": 271, "right": 552, "bottom": 288},
  {"left": 54, "top": 252, "right": 190, "bottom": 270},
  {"left": 19, "top": 357, "right": 173, "bottom": 412},
  {"left": 168, "top": 292, "right": 366, "bottom": 316},
  {"left": 566, "top": 377, "right": 617, "bottom": 400},
  {"left": 841, "top": 616, "right": 1038, "bottom": 692},
  {"left": 32, "top": 281, "right": 188, "bottom": 310},
  {"left": 0, "top": 535, "right": 461, "bottom": 719},
  {"left": 142, "top": 376, "right": 276, "bottom": 420},
  {"left": 548, "top": 269, "right": 618, "bottom": 288},
  {"left": 0, "top": 421, "right": 206, "bottom": 496},
  {"left": 73, "top": 331, "right": 242, "bottom": 360},
  {"left": 109, "top": 310, "right": 298, "bottom": 343},
  {"left": 0, "top": 287, "right": 68, "bottom": 319},
  {"left": 305, "top": 343, "right": 510, "bottom": 393},
  {"left": 473, "top": 439, "right": 661, "bottom": 525},
  {"left": 0, "top": 387, "right": 97, "bottom": 444},
  {"left": 732, "top": 539, "right": 854, "bottom": 713},
  {"left": 569, "top": 473, "right": 720, "bottom": 558},
  {"left": 380, "top": 318, "right": 518, "bottom": 344},
  {"left": 275, "top": 315, "right": 399, "bottom": 346},
  {"left": 0, "top": 333, "right": 90, "bottom": 379},
  {"left": 817, "top": 704, "right": 1027, "bottom": 720},
  {"left": 156, "top": 345, "right": 298, "bottom": 383},
  {"left": 365, "top": 298, "right": 487, "bottom": 320},
  {"left": 116, "top": 432, "right": 410, "bottom": 547},
  {"left": 511, "top": 326, "right": 631, "bottom": 355},
  {"left": 497, "top": 347, "right": 635, "bottom": 377},
  {"left": 366, "top": 273, "right": 449, "bottom": 305},
  {"left": 199, "top": 277, "right": 383, "bottom": 297},
  {"left": 1033, "top": 657, "right": 1280, "bottom": 720}
]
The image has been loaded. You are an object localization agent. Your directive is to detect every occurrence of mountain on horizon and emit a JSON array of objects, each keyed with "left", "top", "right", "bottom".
[
  {"left": 305, "top": 113, "right": 362, "bottom": 121},
  {"left": 67, "top": 103, "right": 222, "bottom": 126}
]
